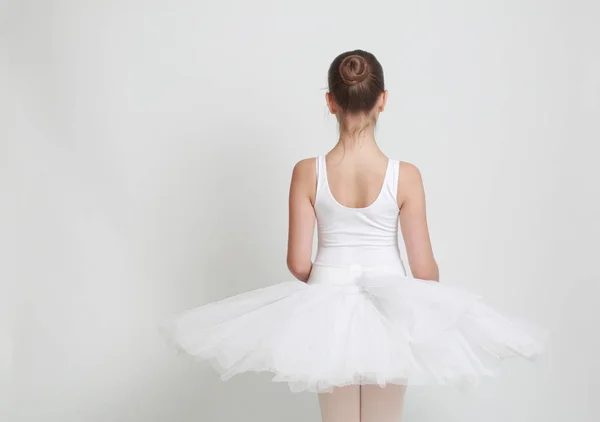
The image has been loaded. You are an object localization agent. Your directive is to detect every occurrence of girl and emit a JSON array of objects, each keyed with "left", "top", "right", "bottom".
[{"left": 163, "top": 50, "right": 546, "bottom": 422}]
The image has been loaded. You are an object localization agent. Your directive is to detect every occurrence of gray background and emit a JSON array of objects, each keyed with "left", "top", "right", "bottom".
[{"left": 1, "top": 0, "right": 599, "bottom": 421}]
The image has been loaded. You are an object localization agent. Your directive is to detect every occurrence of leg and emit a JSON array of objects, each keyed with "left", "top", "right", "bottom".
[
  {"left": 318, "top": 385, "right": 360, "bottom": 422},
  {"left": 360, "top": 384, "right": 407, "bottom": 422}
]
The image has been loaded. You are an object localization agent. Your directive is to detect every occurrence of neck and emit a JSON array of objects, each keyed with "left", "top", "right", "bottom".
[
  {"left": 335, "top": 123, "right": 377, "bottom": 153},
  {"left": 336, "top": 111, "right": 378, "bottom": 148}
]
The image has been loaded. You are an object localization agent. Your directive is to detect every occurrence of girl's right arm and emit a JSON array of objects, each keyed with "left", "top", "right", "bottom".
[{"left": 286, "top": 158, "right": 317, "bottom": 282}]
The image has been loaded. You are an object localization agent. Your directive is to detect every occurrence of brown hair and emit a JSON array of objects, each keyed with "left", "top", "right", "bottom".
[{"left": 327, "top": 50, "right": 385, "bottom": 113}]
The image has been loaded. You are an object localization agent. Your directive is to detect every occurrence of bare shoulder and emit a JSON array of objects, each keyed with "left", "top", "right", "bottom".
[
  {"left": 398, "top": 160, "right": 423, "bottom": 185},
  {"left": 290, "top": 158, "right": 317, "bottom": 201},
  {"left": 397, "top": 161, "right": 425, "bottom": 206},
  {"left": 292, "top": 157, "right": 317, "bottom": 175},
  {"left": 291, "top": 157, "right": 317, "bottom": 184}
]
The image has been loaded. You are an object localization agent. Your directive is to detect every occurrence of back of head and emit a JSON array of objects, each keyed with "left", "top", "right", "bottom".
[{"left": 327, "top": 50, "right": 385, "bottom": 114}]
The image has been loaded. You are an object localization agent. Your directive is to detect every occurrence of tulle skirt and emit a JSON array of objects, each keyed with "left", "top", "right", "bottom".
[{"left": 161, "top": 263, "right": 548, "bottom": 393}]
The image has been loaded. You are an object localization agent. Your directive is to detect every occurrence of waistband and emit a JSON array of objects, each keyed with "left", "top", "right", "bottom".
[
  {"left": 307, "top": 262, "right": 407, "bottom": 286},
  {"left": 314, "top": 245, "right": 402, "bottom": 267}
]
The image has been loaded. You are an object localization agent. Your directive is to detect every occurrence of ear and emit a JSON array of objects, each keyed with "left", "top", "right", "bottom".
[
  {"left": 378, "top": 90, "right": 388, "bottom": 112},
  {"left": 325, "top": 92, "right": 337, "bottom": 114}
]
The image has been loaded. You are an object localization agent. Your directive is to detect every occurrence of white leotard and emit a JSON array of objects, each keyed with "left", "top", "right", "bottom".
[{"left": 311, "top": 155, "right": 408, "bottom": 277}]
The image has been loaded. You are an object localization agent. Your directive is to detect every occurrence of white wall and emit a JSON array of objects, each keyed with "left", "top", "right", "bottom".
[{"left": 2, "top": 0, "right": 599, "bottom": 421}]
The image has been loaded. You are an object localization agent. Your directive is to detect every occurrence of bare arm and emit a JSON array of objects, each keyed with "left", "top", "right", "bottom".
[
  {"left": 398, "top": 162, "right": 439, "bottom": 281},
  {"left": 286, "top": 158, "right": 316, "bottom": 282}
]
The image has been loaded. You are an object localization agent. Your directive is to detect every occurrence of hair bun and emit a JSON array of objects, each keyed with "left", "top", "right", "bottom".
[{"left": 338, "top": 55, "right": 370, "bottom": 86}]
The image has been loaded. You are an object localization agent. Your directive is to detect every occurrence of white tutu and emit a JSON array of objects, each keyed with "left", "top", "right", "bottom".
[{"left": 161, "top": 264, "right": 548, "bottom": 393}]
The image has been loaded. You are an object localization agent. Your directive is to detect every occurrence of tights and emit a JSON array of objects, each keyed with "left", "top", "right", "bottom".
[{"left": 317, "top": 384, "right": 406, "bottom": 422}]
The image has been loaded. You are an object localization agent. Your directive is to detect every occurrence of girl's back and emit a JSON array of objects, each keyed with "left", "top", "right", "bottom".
[
  {"left": 287, "top": 149, "right": 437, "bottom": 282},
  {"left": 312, "top": 152, "right": 404, "bottom": 269},
  {"left": 323, "top": 151, "right": 390, "bottom": 209}
]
